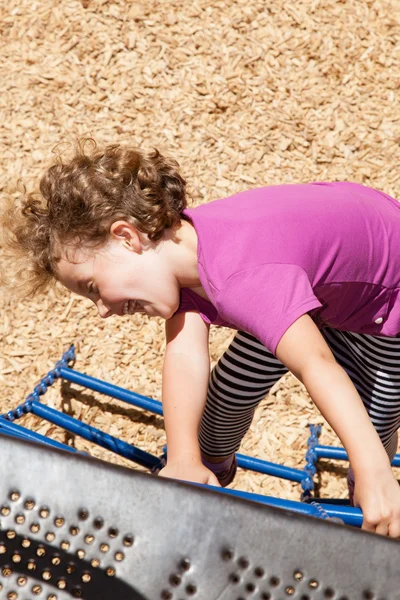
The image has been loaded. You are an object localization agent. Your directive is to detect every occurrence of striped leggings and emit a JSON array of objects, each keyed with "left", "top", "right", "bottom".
[{"left": 199, "top": 328, "right": 400, "bottom": 463}]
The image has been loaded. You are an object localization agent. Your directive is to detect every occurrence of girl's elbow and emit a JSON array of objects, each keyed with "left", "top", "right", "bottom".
[{"left": 299, "top": 352, "right": 338, "bottom": 383}]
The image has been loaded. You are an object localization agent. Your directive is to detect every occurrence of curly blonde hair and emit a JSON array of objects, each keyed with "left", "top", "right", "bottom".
[{"left": 1, "top": 139, "right": 188, "bottom": 297}]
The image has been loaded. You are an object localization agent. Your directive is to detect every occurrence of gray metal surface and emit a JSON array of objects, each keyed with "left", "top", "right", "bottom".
[{"left": 0, "top": 435, "right": 399, "bottom": 599}]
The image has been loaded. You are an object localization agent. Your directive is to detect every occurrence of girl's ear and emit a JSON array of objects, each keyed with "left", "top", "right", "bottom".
[{"left": 109, "top": 221, "right": 142, "bottom": 252}]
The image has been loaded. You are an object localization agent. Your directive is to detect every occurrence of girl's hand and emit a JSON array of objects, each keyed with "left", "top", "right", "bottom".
[
  {"left": 354, "top": 468, "right": 400, "bottom": 537},
  {"left": 158, "top": 460, "right": 221, "bottom": 487}
]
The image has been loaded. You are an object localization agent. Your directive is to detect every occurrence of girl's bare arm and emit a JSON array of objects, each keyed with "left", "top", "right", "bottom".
[
  {"left": 160, "top": 311, "right": 219, "bottom": 484},
  {"left": 276, "top": 314, "right": 400, "bottom": 537}
]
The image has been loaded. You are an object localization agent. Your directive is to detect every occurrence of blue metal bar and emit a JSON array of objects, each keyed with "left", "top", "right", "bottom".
[
  {"left": 315, "top": 445, "right": 348, "bottom": 460},
  {"left": 0, "top": 429, "right": 32, "bottom": 443},
  {"left": 61, "top": 366, "right": 312, "bottom": 484},
  {"left": 0, "top": 417, "right": 76, "bottom": 452},
  {"left": 236, "top": 453, "right": 305, "bottom": 483},
  {"left": 59, "top": 367, "right": 163, "bottom": 416},
  {"left": 30, "top": 401, "right": 163, "bottom": 471},
  {"left": 314, "top": 503, "right": 363, "bottom": 527},
  {"left": 314, "top": 444, "right": 400, "bottom": 467},
  {"left": 200, "top": 484, "right": 363, "bottom": 527},
  {"left": 0, "top": 423, "right": 45, "bottom": 444}
]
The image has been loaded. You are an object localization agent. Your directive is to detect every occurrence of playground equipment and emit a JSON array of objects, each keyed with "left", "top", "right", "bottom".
[
  {"left": 4, "top": 344, "right": 400, "bottom": 528},
  {"left": 0, "top": 345, "right": 371, "bottom": 526},
  {"left": 2, "top": 434, "right": 400, "bottom": 599},
  {"left": 1, "top": 345, "right": 400, "bottom": 598}
]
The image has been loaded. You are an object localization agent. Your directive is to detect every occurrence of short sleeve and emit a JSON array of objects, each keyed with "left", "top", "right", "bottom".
[
  {"left": 174, "top": 288, "right": 219, "bottom": 324},
  {"left": 216, "top": 264, "right": 322, "bottom": 355}
]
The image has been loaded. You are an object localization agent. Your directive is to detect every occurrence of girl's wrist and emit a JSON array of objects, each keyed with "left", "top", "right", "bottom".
[
  {"left": 166, "top": 446, "right": 202, "bottom": 465},
  {"left": 351, "top": 456, "right": 392, "bottom": 481},
  {"left": 345, "top": 435, "right": 391, "bottom": 477}
]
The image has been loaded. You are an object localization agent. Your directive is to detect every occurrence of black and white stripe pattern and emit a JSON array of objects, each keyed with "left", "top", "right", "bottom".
[{"left": 199, "top": 329, "right": 400, "bottom": 461}]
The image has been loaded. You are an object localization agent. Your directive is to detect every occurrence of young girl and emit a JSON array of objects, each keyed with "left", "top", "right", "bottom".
[{"left": 4, "top": 140, "right": 400, "bottom": 538}]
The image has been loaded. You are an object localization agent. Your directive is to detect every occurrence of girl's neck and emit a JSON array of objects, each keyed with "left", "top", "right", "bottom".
[{"left": 167, "top": 220, "right": 210, "bottom": 300}]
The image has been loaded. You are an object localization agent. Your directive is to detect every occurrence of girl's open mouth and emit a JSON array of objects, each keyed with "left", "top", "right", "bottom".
[{"left": 122, "top": 300, "right": 144, "bottom": 315}]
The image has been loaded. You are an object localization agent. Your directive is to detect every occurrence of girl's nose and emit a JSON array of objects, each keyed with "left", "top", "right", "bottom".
[{"left": 96, "top": 299, "right": 111, "bottom": 319}]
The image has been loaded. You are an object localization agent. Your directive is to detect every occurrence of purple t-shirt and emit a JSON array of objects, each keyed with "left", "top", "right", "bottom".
[{"left": 177, "top": 182, "right": 400, "bottom": 355}]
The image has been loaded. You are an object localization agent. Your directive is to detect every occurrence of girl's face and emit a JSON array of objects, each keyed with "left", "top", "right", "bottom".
[{"left": 56, "top": 222, "right": 182, "bottom": 320}]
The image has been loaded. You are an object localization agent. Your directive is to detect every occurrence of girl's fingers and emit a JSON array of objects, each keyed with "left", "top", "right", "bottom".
[
  {"left": 208, "top": 473, "right": 221, "bottom": 487},
  {"left": 388, "top": 521, "right": 400, "bottom": 539},
  {"left": 374, "top": 520, "right": 390, "bottom": 537},
  {"left": 361, "top": 520, "right": 377, "bottom": 534},
  {"left": 361, "top": 516, "right": 388, "bottom": 536}
]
